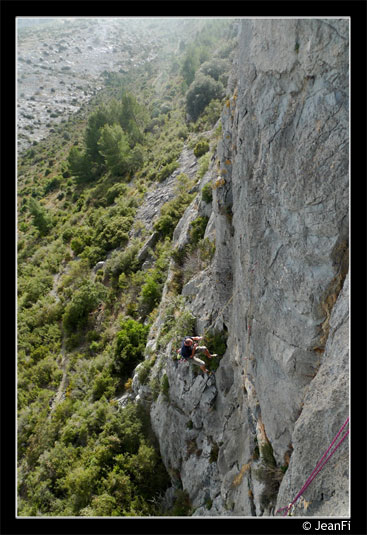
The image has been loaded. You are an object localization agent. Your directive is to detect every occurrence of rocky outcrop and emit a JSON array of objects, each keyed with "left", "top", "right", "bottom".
[{"left": 133, "top": 18, "right": 349, "bottom": 516}]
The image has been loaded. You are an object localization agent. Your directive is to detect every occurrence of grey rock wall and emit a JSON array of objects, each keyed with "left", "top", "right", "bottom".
[{"left": 134, "top": 18, "right": 349, "bottom": 517}]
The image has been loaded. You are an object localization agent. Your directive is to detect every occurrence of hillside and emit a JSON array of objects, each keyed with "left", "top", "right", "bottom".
[{"left": 17, "top": 17, "right": 349, "bottom": 518}]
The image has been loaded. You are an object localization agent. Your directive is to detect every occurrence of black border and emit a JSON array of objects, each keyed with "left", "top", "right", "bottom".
[{"left": 2, "top": 1, "right": 366, "bottom": 534}]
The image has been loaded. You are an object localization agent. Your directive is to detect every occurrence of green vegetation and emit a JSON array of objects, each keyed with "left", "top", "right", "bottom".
[
  {"left": 166, "top": 489, "right": 193, "bottom": 516},
  {"left": 114, "top": 318, "right": 150, "bottom": 378},
  {"left": 154, "top": 174, "right": 196, "bottom": 239},
  {"left": 253, "top": 440, "right": 285, "bottom": 511},
  {"left": 201, "top": 183, "right": 213, "bottom": 203},
  {"left": 17, "top": 18, "right": 236, "bottom": 517},
  {"left": 157, "top": 295, "right": 196, "bottom": 352},
  {"left": 186, "top": 74, "right": 225, "bottom": 122},
  {"left": 189, "top": 216, "right": 209, "bottom": 245},
  {"left": 193, "top": 138, "right": 209, "bottom": 158},
  {"left": 209, "top": 442, "right": 220, "bottom": 463},
  {"left": 161, "top": 374, "right": 170, "bottom": 401},
  {"left": 62, "top": 280, "right": 107, "bottom": 333},
  {"left": 28, "top": 198, "right": 53, "bottom": 236},
  {"left": 18, "top": 399, "right": 170, "bottom": 516}
]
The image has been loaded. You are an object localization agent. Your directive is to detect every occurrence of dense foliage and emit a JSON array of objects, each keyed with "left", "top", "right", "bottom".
[{"left": 17, "top": 18, "right": 236, "bottom": 517}]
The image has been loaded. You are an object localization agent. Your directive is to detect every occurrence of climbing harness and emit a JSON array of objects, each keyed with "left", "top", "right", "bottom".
[{"left": 276, "top": 416, "right": 350, "bottom": 517}]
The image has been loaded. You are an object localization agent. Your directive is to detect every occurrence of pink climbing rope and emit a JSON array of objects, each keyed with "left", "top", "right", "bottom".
[{"left": 277, "top": 416, "right": 349, "bottom": 516}]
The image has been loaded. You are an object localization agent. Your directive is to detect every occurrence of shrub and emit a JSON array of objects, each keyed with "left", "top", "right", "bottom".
[
  {"left": 161, "top": 374, "right": 169, "bottom": 401},
  {"left": 171, "top": 246, "right": 187, "bottom": 267},
  {"left": 253, "top": 462, "right": 284, "bottom": 510},
  {"left": 209, "top": 442, "right": 220, "bottom": 463},
  {"left": 204, "top": 329, "right": 227, "bottom": 360},
  {"left": 186, "top": 73, "right": 225, "bottom": 122},
  {"left": 198, "top": 238, "right": 215, "bottom": 263},
  {"left": 20, "top": 271, "right": 54, "bottom": 308},
  {"left": 197, "top": 152, "right": 210, "bottom": 181},
  {"left": 81, "top": 245, "right": 106, "bottom": 267},
  {"left": 70, "top": 237, "right": 84, "bottom": 256},
  {"left": 260, "top": 441, "right": 276, "bottom": 468},
  {"left": 157, "top": 160, "right": 179, "bottom": 183},
  {"left": 199, "top": 58, "right": 228, "bottom": 81},
  {"left": 67, "top": 146, "right": 92, "bottom": 183},
  {"left": 167, "top": 489, "right": 192, "bottom": 516},
  {"left": 139, "top": 275, "right": 162, "bottom": 317},
  {"left": 201, "top": 183, "right": 213, "bottom": 203},
  {"left": 154, "top": 189, "right": 195, "bottom": 239},
  {"left": 189, "top": 216, "right": 209, "bottom": 245},
  {"left": 94, "top": 215, "right": 131, "bottom": 251},
  {"left": 62, "top": 280, "right": 106, "bottom": 333},
  {"left": 154, "top": 214, "right": 175, "bottom": 238},
  {"left": 114, "top": 318, "right": 149, "bottom": 377},
  {"left": 158, "top": 296, "right": 196, "bottom": 350},
  {"left": 193, "top": 139, "right": 209, "bottom": 158},
  {"left": 118, "top": 272, "right": 128, "bottom": 290},
  {"left": 105, "top": 183, "right": 128, "bottom": 205},
  {"left": 137, "top": 359, "right": 153, "bottom": 385},
  {"left": 62, "top": 227, "right": 73, "bottom": 243},
  {"left": 28, "top": 198, "right": 53, "bottom": 236},
  {"left": 105, "top": 244, "right": 141, "bottom": 280},
  {"left": 199, "top": 98, "right": 223, "bottom": 128},
  {"left": 91, "top": 372, "right": 116, "bottom": 401},
  {"left": 44, "top": 176, "right": 60, "bottom": 195},
  {"left": 98, "top": 123, "right": 131, "bottom": 177}
]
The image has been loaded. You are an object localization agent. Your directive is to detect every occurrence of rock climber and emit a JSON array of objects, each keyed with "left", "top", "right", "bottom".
[{"left": 177, "top": 336, "right": 217, "bottom": 374}]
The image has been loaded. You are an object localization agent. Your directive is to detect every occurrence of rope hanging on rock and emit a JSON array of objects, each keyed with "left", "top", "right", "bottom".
[{"left": 276, "top": 416, "right": 349, "bottom": 516}]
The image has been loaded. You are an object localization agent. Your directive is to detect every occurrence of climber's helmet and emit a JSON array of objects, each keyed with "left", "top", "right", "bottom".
[{"left": 184, "top": 337, "right": 193, "bottom": 346}]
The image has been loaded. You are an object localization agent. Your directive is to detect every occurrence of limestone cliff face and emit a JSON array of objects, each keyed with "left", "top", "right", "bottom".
[{"left": 134, "top": 19, "right": 349, "bottom": 516}]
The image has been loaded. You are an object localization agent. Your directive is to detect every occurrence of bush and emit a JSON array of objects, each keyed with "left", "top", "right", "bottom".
[
  {"left": 62, "top": 280, "right": 106, "bottom": 333},
  {"left": 193, "top": 139, "right": 209, "bottom": 158},
  {"left": 137, "top": 359, "right": 154, "bottom": 385},
  {"left": 105, "top": 244, "right": 141, "bottom": 280},
  {"left": 161, "top": 374, "right": 169, "bottom": 401},
  {"left": 62, "top": 227, "right": 74, "bottom": 243},
  {"left": 158, "top": 296, "right": 196, "bottom": 351},
  {"left": 186, "top": 73, "right": 225, "bottom": 122},
  {"left": 139, "top": 275, "right": 162, "bottom": 317},
  {"left": 199, "top": 58, "right": 228, "bottom": 81},
  {"left": 70, "top": 237, "right": 84, "bottom": 256},
  {"left": 114, "top": 318, "right": 149, "bottom": 377},
  {"left": 28, "top": 198, "right": 53, "bottom": 236},
  {"left": 189, "top": 216, "right": 209, "bottom": 245},
  {"left": 197, "top": 152, "right": 210, "bottom": 181},
  {"left": 153, "top": 214, "right": 176, "bottom": 238},
  {"left": 167, "top": 489, "right": 192, "bottom": 516},
  {"left": 98, "top": 123, "right": 131, "bottom": 177},
  {"left": 80, "top": 245, "right": 106, "bottom": 267},
  {"left": 157, "top": 160, "right": 179, "bottom": 183},
  {"left": 154, "top": 188, "right": 195, "bottom": 239},
  {"left": 198, "top": 237, "right": 216, "bottom": 263},
  {"left": 209, "top": 442, "right": 220, "bottom": 463},
  {"left": 253, "top": 462, "right": 284, "bottom": 510},
  {"left": 92, "top": 372, "right": 116, "bottom": 401},
  {"left": 94, "top": 215, "right": 131, "bottom": 251},
  {"left": 199, "top": 99, "right": 223, "bottom": 128},
  {"left": 201, "top": 183, "right": 213, "bottom": 203},
  {"left": 105, "top": 183, "right": 128, "bottom": 205},
  {"left": 44, "top": 176, "right": 60, "bottom": 195},
  {"left": 67, "top": 146, "right": 92, "bottom": 183},
  {"left": 203, "top": 328, "right": 228, "bottom": 370}
]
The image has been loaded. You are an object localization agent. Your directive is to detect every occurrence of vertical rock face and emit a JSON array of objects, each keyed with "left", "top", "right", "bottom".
[{"left": 136, "top": 19, "right": 349, "bottom": 516}]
